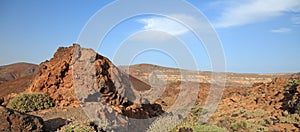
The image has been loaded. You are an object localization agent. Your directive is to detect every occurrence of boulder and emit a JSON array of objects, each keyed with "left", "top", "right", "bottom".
[{"left": 0, "top": 106, "right": 44, "bottom": 132}]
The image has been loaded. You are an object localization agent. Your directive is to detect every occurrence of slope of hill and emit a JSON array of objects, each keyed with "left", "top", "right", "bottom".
[
  {"left": 0, "top": 75, "right": 35, "bottom": 105},
  {"left": 119, "top": 64, "right": 293, "bottom": 87},
  {"left": 0, "top": 63, "right": 38, "bottom": 105},
  {"left": 0, "top": 62, "right": 38, "bottom": 84}
]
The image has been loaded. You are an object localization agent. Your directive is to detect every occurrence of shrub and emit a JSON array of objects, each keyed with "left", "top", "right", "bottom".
[
  {"left": 230, "top": 121, "right": 248, "bottom": 131},
  {"left": 194, "top": 125, "right": 224, "bottom": 132},
  {"left": 246, "top": 119, "right": 269, "bottom": 131},
  {"left": 191, "top": 107, "right": 203, "bottom": 117},
  {"left": 229, "top": 118, "right": 269, "bottom": 132},
  {"left": 279, "top": 114, "right": 300, "bottom": 124},
  {"left": 285, "top": 79, "right": 300, "bottom": 88},
  {"left": 216, "top": 117, "right": 236, "bottom": 130},
  {"left": 64, "top": 122, "right": 95, "bottom": 132},
  {"left": 243, "top": 109, "right": 268, "bottom": 118},
  {"left": 7, "top": 93, "right": 55, "bottom": 113}
]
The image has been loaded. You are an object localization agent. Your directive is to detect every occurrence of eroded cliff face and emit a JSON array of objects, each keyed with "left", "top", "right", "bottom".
[{"left": 28, "top": 44, "right": 164, "bottom": 131}]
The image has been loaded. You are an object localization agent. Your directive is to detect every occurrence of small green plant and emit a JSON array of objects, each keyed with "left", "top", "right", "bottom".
[
  {"left": 229, "top": 118, "right": 270, "bottom": 132},
  {"left": 191, "top": 107, "right": 204, "bottom": 117},
  {"left": 243, "top": 109, "right": 268, "bottom": 118},
  {"left": 175, "top": 122, "right": 224, "bottom": 132},
  {"left": 279, "top": 113, "right": 300, "bottom": 124},
  {"left": 193, "top": 125, "right": 224, "bottom": 132},
  {"left": 285, "top": 79, "right": 300, "bottom": 89},
  {"left": 246, "top": 119, "right": 269, "bottom": 131},
  {"left": 7, "top": 93, "right": 55, "bottom": 113},
  {"left": 216, "top": 117, "right": 236, "bottom": 130},
  {"left": 230, "top": 121, "right": 248, "bottom": 131},
  {"left": 64, "top": 123, "right": 95, "bottom": 132}
]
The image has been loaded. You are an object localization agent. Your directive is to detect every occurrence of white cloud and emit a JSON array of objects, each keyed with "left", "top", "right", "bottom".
[
  {"left": 138, "top": 15, "right": 191, "bottom": 36},
  {"left": 214, "top": 0, "right": 300, "bottom": 28},
  {"left": 128, "top": 30, "right": 175, "bottom": 41},
  {"left": 271, "top": 28, "right": 291, "bottom": 33}
]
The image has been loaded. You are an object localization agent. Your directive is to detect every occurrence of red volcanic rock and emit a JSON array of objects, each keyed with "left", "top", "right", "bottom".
[
  {"left": 28, "top": 45, "right": 78, "bottom": 107},
  {"left": 0, "top": 106, "right": 44, "bottom": 132},
  {"left": 28, "top": 44, "right": 164, "bottom": 131}
]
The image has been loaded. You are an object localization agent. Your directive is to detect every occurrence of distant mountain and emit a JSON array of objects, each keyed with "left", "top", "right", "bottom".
[
  {"left": 119, "top": 64, "right": 295, "bottom": 87},
  {"left": 0, "top": 62, "right": 38, "bottom": 84}
]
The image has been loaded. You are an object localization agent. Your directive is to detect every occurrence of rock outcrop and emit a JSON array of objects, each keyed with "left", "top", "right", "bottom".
[
  {"left": 0, "top": 106, "right": 44, "bottom": 132},
  {"left": 28, "top": 44, "right": 164, "bottom": 131},
  {"left": 28, "top": 45, "right": 78, "bottom": 107}
]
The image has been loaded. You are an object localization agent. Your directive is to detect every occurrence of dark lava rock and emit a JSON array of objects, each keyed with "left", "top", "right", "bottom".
[{"left": 0, "top": 106, "right": 44, "bottom": 132}]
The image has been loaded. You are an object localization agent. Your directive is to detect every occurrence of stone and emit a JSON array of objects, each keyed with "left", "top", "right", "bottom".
[{"left": 0, "top": 106, "right": 44, "bottom": 132}]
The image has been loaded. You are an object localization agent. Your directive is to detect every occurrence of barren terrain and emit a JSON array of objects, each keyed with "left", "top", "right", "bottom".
[{"left": 1, "top": 45, "right": 300, "bottom": 132}]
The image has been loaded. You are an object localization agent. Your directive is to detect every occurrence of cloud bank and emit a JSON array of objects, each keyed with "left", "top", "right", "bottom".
[{"left": 214, "top": 0, "right": 300, "bottom": 28}]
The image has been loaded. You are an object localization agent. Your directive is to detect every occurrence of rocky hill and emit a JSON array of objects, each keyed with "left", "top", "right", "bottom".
[{"left": 0, "top": 62, "right": 38, "bottom": 84}]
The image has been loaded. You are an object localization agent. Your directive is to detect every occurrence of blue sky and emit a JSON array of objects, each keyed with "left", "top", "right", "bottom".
[{"left": 0, "top": 0, "right": 299, "bottom": 73}]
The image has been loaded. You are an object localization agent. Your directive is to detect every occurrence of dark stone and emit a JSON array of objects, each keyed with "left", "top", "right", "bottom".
[{"left": 0, "top": 106, "right": 44, "bottom": 132}]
